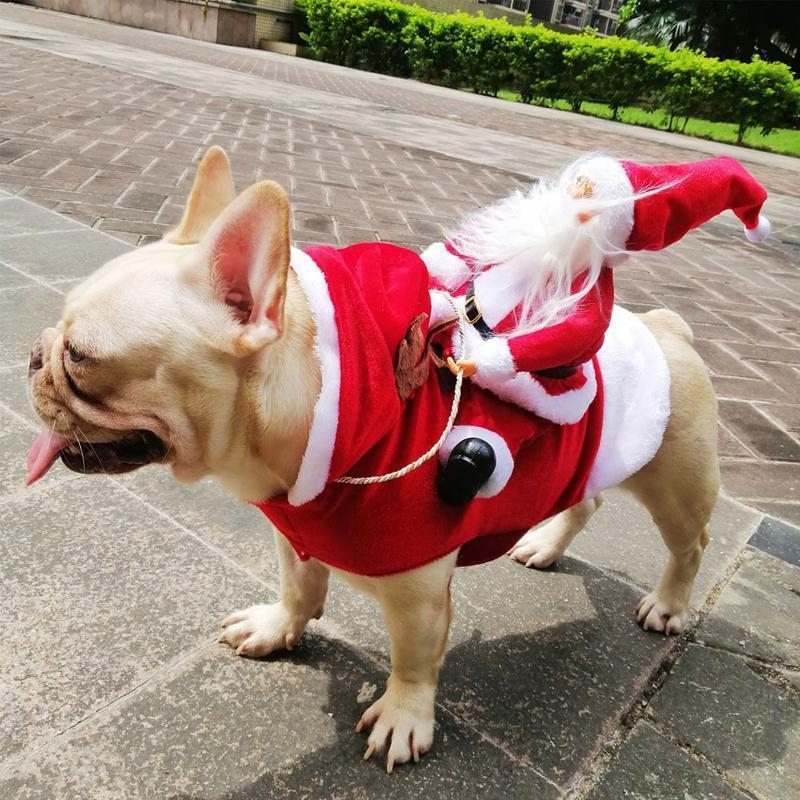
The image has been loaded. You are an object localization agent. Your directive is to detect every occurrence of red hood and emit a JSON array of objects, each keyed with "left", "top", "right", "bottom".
[{"left": 286, "top": 243, "right": 432, "bottom": 505}]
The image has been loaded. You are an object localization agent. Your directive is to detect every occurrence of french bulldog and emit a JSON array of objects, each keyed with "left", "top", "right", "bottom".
[{"left": 27, "top": 147, "right": 719, "bottom": 771}]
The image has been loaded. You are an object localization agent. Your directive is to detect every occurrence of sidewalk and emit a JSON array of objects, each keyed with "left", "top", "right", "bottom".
[{"left": 1, "top": 6, "right": 799, "bottom": 798}]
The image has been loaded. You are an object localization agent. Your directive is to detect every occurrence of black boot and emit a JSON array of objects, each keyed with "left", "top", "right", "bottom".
[{"left": 437, "top": 438, "right": 497, "bottom": 506}]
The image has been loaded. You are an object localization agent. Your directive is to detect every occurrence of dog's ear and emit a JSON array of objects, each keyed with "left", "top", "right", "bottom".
[
  {"left": 166, "top": 146, "right": 236, "bottom": 245},
  {"left": 200, "top": 180, "right": 291, "bottom": 355}
]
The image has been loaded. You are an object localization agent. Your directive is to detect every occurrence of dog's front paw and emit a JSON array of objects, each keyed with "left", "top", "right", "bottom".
[
  {"left": 356, "top": 680, "right": 435, "bottom": 773},
  {"left": 509, "top": 525, "right": 566, "bottom": 568},
  {"left": 218, "top": 603, "right": 305, "bottom": 657},
  {"left": 636, "top": 593, "right": 687, "bottom": 636}
]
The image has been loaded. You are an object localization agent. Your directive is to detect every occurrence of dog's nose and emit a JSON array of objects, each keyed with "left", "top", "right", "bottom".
[{"left": 29, "top": 337, "right": 44, "bottom": 378}]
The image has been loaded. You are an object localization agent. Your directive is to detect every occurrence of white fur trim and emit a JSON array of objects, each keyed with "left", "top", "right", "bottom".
[
  {"left": 473, "top": 260, "right": 527, "bottom": 328},
  {"left": 420, "top": 241, "right": 469, "bottom": 290},
  {"left": 474, "top": 336, "right": 516, "bottom": 382},
  {"left": 439, "top": 425, "right": 514, "bottom": 498},
  {"left": 287, "top": 248, "right": 341, "bottom": 506},
  {"left": 744, "top": 215, "right": 771, "bottom": 243},
  {"left": 491, "top": 360, "right": 598, "bottom": 425},
  {"left": 429, "top": 289, "right": 455, "bottom": 328},
  {"left": 583, "top": 306, "right": 670, "bottom": 499},
  {"left": 559, "top": 156, "right": 634, "bottom": 265}
]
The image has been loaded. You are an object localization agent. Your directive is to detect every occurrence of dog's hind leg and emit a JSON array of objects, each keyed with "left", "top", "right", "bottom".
[
  {"left": 623, "top": 467, "right": 715, "bottom": 636},
  {"left": 623, "top": 309, "right": 720, "bottom": 636},
  {"left": 345, "top": 550, "right": 458, "bottom": 772},
  {"left": 509, "top": 495, "right": 604, "bottom": 568},
  {"left": 219, "top": 529, "right": 330, "bottom": 657}
]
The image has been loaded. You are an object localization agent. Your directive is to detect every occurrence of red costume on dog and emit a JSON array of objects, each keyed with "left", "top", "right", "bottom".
[{"left": 256, "top": 156, "right": 770, "bottom": 577}]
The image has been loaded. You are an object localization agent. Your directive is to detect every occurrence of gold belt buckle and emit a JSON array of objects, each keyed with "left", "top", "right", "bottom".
[{"left": 464, "top": 294, "right": 483, "bottom": 325}]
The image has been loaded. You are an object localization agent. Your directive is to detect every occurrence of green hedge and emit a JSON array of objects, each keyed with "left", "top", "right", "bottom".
[{"left": 299, "top": 0, "right": 800, "bottom": 143}]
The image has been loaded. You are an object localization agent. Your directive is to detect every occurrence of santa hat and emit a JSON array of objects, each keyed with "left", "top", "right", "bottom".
[{"left": 560, "top": 155, "right": 771, "bottom": 258}]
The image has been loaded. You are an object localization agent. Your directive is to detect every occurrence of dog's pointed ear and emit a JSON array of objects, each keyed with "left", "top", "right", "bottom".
[
  {"left": 200, "top": 180, "right": 291, "bottom": 355},
  {"left": 166, "top": 146, "right": 236, "bottom": 245}
]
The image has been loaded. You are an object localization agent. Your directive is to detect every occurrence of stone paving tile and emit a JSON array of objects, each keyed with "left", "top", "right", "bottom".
[
  {"left": 118, "top": 470, "right": 280, "bottom": 582},
  {"left": 0, "top": 283, "right": 65, "bottom": 367},
  {"left": 754, "top": 502, "right": 800, "bottom": 529},
  {"left": 0, "top": 227, "right": 131, "bottom": 283},
  {"left": 0, "top": 638, "right": 557, "bottom": 800},
  {"left": 438, "top": 557, "right": 673, "bottom": 789},
  {"left": 0, "top": 479, "right": 267, "bottom": 765},
  {"left": 586, "top": 722, "right": 750, "bottom": 800},
  {"left": 780, "top": 667, "right": 800, "bottom": 692},
  {"left": 648, "top": 644, "right": 800, "bottom": 800},
  {"left": 0, "top": 258, "right": 37, "bottom": 291},
  {"left": 721, "top": 461, "right": 800, "bottom": 510},
  {"left": 566, "top": 491, "right": 760, "bottom": 601},
  {"left": 749, "top": 516, "right": 800, "bottom": 568},
  {"left": 0, "top": 403, "right": 72, "bottom": 496},
  {"left": 0, "top": 195, "right": 81, "bottom": 236},
  {"left": 0, "top": 360, "right": 39, "bottom": 421},
  {"left": 718, "top": 399, "right": 800, "bottom": 462},
  {"left": 697, "top": 547, "right": 800, "bottom": 667}
]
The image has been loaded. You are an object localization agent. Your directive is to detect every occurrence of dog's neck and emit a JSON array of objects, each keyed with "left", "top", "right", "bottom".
[{"left": 213, "top": 270, "right": 321, "bottom": 502}]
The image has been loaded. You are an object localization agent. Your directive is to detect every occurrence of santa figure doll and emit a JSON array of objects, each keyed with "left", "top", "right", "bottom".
[{"left": 422, "top": 155, "right": 770, "bottom": 505}]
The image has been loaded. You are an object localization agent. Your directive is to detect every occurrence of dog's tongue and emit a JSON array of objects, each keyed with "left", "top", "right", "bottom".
[{"left": 27, "top": 427, "right": 68, "bottom": 486}]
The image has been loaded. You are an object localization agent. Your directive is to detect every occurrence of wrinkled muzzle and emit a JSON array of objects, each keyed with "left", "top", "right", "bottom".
[{"left": 26, "top": 332, "right": 168, "bottom": 485}]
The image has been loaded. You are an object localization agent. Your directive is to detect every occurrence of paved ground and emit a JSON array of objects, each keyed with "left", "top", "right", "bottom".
[{"left": 0, "top": 5, "right": 799, "bottom": 799}]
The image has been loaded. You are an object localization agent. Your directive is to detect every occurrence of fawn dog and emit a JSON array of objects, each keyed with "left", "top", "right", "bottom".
[{"left": 27, "top": 147, "right": 719, "bottom": 771}]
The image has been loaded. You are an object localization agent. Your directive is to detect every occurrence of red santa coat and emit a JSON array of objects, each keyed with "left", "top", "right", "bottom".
[
  {"left": 255, "top": 243, "right": 605, "bottom": 576},
  {"left": 423, "top": 242, "right": 614, "bottom": 425}
]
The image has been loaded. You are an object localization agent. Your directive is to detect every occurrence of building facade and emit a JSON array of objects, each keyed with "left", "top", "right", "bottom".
[{"left": 521, "top": 0, "right": 623, "bottom": 35}]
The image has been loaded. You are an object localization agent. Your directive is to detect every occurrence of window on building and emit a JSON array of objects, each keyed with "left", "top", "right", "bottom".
[{"left": 558, "top": 1, "right": 584, "bottom": 27}]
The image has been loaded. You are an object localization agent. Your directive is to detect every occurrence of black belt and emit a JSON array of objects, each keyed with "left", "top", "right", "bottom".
[
  {"left": 464, "top": 280, "right": 495, "bottom": 340},
  {"left": 464, "top": 280, "right": 578, "bottom": 379}
]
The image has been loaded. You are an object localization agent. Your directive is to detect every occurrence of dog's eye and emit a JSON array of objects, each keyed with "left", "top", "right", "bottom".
[{"left": 67, "top": 343, "right": 86, "bottom": 364}]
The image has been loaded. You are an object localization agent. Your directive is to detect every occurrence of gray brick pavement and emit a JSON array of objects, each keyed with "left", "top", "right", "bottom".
[{"left": 1, "top": 2, "right": 798, "bottom": 196}]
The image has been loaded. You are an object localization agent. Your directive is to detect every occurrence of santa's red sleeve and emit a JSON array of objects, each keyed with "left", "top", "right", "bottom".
[{"left": 472, "top": 268, "right": 614, "bottom": 381}]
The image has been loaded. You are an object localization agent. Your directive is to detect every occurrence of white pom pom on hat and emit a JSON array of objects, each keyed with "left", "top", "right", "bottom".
[{"left": 744, "top": 214, "right": 772, "bottom": 243}]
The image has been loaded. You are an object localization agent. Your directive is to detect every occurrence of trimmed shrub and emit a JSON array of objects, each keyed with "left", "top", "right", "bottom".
[
  {"left": 710, "top": 59, "right": 799, "bottom": 143},
  {"left": 299, "top": 0, "right": 800, "bottom": 141},
  {"left": 511, "top": 26, "right": 565, "bottom": 105},
  {"left": 656, "top": 49, "right": 716, "bottom": 131}
]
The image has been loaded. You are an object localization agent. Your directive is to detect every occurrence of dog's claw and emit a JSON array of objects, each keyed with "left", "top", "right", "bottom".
[
  {"left": 363, "top": 744, "right": 375, "bottom": 761},
  {"left": 218, "top": 603, "right": 306, "bottom": 658},
  {"left": 221, "top": 610, "right": 247, "bottom": 628},
  {"left": 636, "top": 592, "right": 687, "bottom": 636}
]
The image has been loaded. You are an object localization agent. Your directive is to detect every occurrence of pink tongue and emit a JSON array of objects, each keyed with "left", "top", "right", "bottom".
[{"left": 26, "top": 427, "right": 69, "bottom": 486}]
